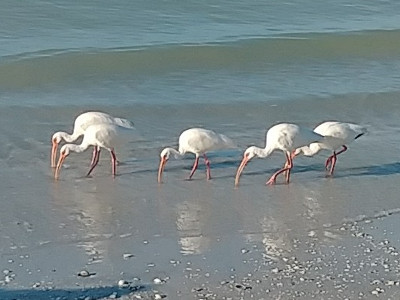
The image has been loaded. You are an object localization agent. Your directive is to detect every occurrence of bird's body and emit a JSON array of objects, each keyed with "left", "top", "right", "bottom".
[
  {"left": 158, "top": 128, "right": 235, "bottom": 183},
  {"left": 54, "top": 123, "right": 133, "bottom": 179},
  {"left": 235, "top": 123, "right": 323, "bottom": 186},
  {"left": 294, "top": 121, "right": 367, "bottom": 175},
  {"left": 51, "top": 111, "right": 134, "bottom": 167}
]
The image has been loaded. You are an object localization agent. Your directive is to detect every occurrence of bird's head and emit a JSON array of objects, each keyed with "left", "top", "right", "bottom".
[
  {"left": 243, "top": 146, "right": 258, "bottom": 160},
  {"left": 234, "top": 146, "right": 258, "bottom": 187},
  {"left": 52, "top": 132, "right": 64, "bottom": 145},
  {"left": 293, "top": 147, "right": 304, "bottom": 156},
  {"left": 54, "top": 145, "right": 71, "bottom": 180},
  {"left": 51, "top": 132, "right": 64, "bottom": 168},
  {"left": 158, "top": 148, "right": 171, "bottom": 183},
  {"left": 160, "top": 148, "right": 171, "bottom": 161},
  {"left": 60, "top": 144, "right": 72, "bottom": 158}
]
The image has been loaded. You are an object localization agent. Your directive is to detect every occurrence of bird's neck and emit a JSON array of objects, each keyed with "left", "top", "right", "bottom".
[
  {"left": 169, "top": 148, "right": 184, "bottom": 159},
  {"left": 301, "top": 143, "right": 321, "bottom": 156},
  {"left": 59, "top": 131, "right": 81, "bottom": 143},
  {"left": 66, "top": 143, "right": 90, "bottom": 154},
  {"left": 256, "top": 146, "right": 274, "bottom": 158}
]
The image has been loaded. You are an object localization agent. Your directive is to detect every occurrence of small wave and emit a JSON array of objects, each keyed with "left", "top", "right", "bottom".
[{"left": 1, "top": 29, "right": 400, "bottom": 90}]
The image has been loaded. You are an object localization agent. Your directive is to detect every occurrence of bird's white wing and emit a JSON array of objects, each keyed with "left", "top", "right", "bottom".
[
  {"left": 186, "top": 130, "right": 215, "bottom": 153},
  {"left": 275, "top": 124, "right": 322, "bottom": 150},
  {"left": 325, "top": 123, "right": 351, "bottom": 140},
  {"left": 181, "top": 128, "right": 234, "bottom": 154},
  {"left": 315, "top": 122, "right": 366, "bottom": 141},
  {"left": 94, "top": 127, "right": 112, "bottom": 149},
  {"left": 75, "top": 111, "right": 134, "bottom": 133}
]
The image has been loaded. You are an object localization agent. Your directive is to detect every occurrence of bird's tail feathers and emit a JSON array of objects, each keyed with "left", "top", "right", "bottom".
[
  {"left": 348, "top": 124, "right": 368, "bottom": 140},
  {"left": 219, "top": 134, "right": 237, "bottom": 149},
  {"left": 114, "top": 118, "right": 135, "bottom": 129}
]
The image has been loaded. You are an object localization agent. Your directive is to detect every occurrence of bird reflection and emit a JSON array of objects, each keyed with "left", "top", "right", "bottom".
[
  {"left": 233, "top": 186, "right": 327, "bottom": 261},
  {"left": 51, "top": 179, "right": 116, "bottom": 265},
  {"left": 175, "top": 200, "right": 210, "bottom": 255}
]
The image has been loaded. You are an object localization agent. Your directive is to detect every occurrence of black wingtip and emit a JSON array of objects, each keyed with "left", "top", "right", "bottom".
[{"left": 354, "top": 132, "right": 365, "bottom": 140}]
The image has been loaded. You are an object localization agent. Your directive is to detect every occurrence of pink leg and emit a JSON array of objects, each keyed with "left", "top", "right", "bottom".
[
  {"left": 110, "top": 149, "right": 117, "bottom": 177},
  {"left": 327, "top": 152, "right": 337, "bottom": 176},
  {"left": 284, "top": 150, "right": 296, "bottom": 180},
  {"left": 283, "top": 159, "right": 289, "bottom": 178},
  {"left": 188, "top": 156, "right": 200, "bottom": 179},
  {"left": 285, "top": 152, "right": 294, "bottom": 184},
  {"left": 285, "top": 162, "right": 292, "bottom": 183},
  {"left": 203, "top": 154, "right": 211, "bottom": 180},
  {"left": 267, "top": 152, "right": 293, "bottom": 185},
  {"left": 325, "top": 156, "right": 332, "bottom": 170},
  {"left": 90, "top": 146, "right": 97, "bottom": 166},
  {"left": 87, "top": 147, "right": 101, "bottom": 176},
  {"left": 326, "top": 145, "right": 347, "bottom": 171},
  {"left": 329, "top": 156, "right": 335, "bottom": 175}
]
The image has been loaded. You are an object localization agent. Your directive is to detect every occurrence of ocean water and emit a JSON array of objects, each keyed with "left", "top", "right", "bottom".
[{"left": 1, "top": 1, "right": 400, "bottom": 108}]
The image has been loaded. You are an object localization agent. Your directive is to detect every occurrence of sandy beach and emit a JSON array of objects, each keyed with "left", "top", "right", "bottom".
[{"left": 0, "top": 95, "right": 400, "bottom": 299}]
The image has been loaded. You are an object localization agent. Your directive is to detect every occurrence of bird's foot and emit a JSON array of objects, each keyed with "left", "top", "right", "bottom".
[{"left": 266, "top": 177, "right": 276, "bottom": 185}]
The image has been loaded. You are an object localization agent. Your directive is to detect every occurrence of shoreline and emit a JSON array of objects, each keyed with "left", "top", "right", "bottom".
[{"left": 1, "top": 94, "right": 400, "bottom": 299}]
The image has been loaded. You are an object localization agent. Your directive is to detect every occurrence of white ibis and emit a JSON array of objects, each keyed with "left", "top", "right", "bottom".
[
  {"left": 158, "top": 128, "right": 235, "bottom": 183},
  {"left": 235, "top": 123, "right": 323, "bottom": 186},
  {"left": 51, "top": 111, "right": 134, "bottom": 168},
  {"left": 54, "top": 123, "right": 133, "bottom": 180},
  {"left": 294, "top": 121, "right": 367, "bottom": 175}
]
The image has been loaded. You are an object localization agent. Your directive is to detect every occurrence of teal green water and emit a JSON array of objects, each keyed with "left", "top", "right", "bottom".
[{"left": 1, "top": 1, "right": 400, "bottom": 106}]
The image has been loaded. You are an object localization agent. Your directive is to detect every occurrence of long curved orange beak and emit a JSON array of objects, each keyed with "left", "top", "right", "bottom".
[
  {"left": 54, "top": 153, "right": 67, "bottom": 180},
  {"left": 51, "top": 140, "right": 58, "bottom": 168},
  {"left": 157, "top": 157, "right": 168, "bottom": 183},
  {"left": 234, "top": 155, "right": 250, "bottom": 187}
]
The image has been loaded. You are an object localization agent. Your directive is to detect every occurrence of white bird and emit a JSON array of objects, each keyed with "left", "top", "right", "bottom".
[
  {"left": 235, "top": 123, "right": 323, "bottom": 186},
  {"left": 54, "top": 123, "right": 133, "bottom": 180},
  {"left": 51, "top": 111, "right": 134, "bottom": 168},
  {"left": 157, "top": 128, "right": 236, "bottom": 183},
  {"left": 294, "top": 121, "right": 367, "bottom": 175}
]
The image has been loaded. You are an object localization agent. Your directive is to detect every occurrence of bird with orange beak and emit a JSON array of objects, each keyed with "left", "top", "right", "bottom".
[
  {"left": 51, "top": 111, "right": 133, "bottom": 168},
  {"left": 54, "top": 123, "right": 133, "bottom": 180},
  {"left": 158, "top": 127, "right": 235, "bottom": 183},
  {"left": 234, "top": 123, "right": 323, "bottom": 186}
]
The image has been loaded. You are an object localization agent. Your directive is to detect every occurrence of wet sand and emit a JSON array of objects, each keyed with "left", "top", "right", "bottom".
[{"left": 1, "top": 96, "right": 400, "bottom": 299}]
